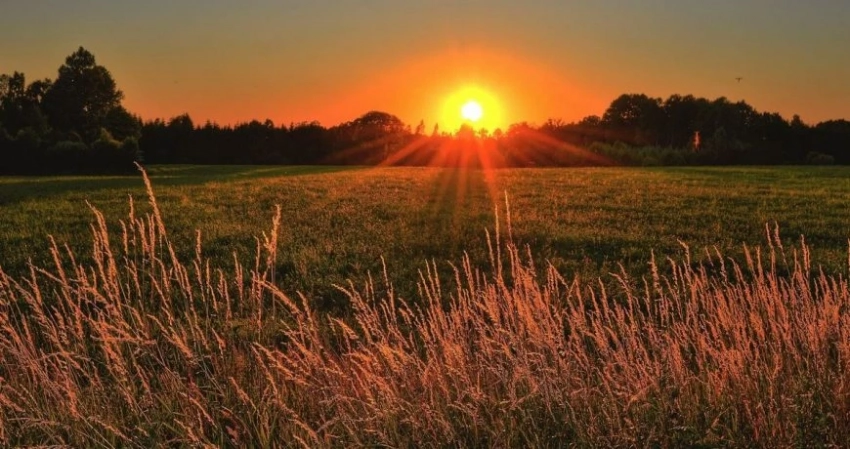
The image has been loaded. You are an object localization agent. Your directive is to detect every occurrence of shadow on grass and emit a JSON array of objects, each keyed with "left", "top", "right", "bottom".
[{"left": 0, "top": 165, "right": 363, "bottom": 205}]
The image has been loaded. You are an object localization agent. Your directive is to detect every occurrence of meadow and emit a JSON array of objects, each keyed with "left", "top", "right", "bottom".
[
  {"left": 2, "top": 165, "right": 850, "bottom": 309},
  {"left": 1, "top": 165, "right": 850, "bottom": 446}
]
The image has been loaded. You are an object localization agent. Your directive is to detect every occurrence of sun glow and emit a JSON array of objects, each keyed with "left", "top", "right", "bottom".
[
  {"left": 440, "top": 84, "right": 505, "bottom": 133},
  {"left": 461, "top": 100, "right": 483, "bottom": 122}
]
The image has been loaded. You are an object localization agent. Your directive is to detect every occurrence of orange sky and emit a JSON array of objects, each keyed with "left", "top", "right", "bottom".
[
  {"left": 2, "top": 1, "right": 848, "bottom": 130},
  {"left": 292, "top": 48, "right": 608, "bottom": 132}
]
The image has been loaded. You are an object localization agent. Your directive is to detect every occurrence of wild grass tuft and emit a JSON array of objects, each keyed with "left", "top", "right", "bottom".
[{"left": 1, "top": 167, "right": 849, "bottom": 447}]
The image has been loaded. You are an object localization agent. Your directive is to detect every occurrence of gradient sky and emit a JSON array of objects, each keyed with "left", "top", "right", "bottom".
[{"left": 2, "top": 1, "right": 848, "bottom": 130}]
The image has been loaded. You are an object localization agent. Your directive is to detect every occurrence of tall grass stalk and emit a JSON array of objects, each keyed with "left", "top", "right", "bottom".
[{"left": 0, "top": 167, "right": 848, "bottom": 447}]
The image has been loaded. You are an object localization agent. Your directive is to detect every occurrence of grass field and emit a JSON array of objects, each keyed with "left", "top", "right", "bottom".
[
  {"left": 2, "top": 165, "right": 850, "bottom": 308},
  {"left": 2, "top": 165, "right": 850, "bottom": 446}
]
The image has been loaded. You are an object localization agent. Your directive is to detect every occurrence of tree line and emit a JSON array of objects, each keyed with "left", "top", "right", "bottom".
[
  {"left": 0, "top": 48, "right": 141, "bottom": 174},
  {"left": 2, "top": 48, "right": 849, "bottom": 174}
]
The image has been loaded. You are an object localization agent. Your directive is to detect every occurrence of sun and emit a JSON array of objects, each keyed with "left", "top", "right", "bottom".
[
  {"left": 439, "top": 84, "right": 505, "bottom": 132},
  {"left": 461, "top": 100, "right": 483, "bottom": 122}
]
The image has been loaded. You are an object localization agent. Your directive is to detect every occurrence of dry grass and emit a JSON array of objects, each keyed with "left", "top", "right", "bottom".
[{"left": 1, "top": 167, "right": 849, "bottom": 447}]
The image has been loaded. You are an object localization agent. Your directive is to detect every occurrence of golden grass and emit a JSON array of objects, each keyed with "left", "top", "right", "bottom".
[{"left": 0, "top": 167, "right": 849, "bottom": 447}]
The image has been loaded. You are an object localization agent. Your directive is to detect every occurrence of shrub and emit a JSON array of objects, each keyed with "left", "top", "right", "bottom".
[
  {"left": 806, "top": 151, "right": 835, "bottom": 165},
  {"left": 91, "top": 128, "right": 138, "bottom": 172},
  {"left": 590, "top": 142, "right": 694, "bottom": 166},
  {"left": 44, "top": 140, "right": 90, "bottom": 172}
]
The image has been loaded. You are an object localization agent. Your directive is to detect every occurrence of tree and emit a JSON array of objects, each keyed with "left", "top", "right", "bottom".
[
  {"left": 786, "top": 115, "right": 810, "bottom": 163},
  {"left": 287, "top": 121, "right": 330, "bottom": 164},
  {"left": 350, "top": 111, "right": 406, "bottom": 136},
  {"left": 42, "top": 47, "right": 124, "bottom": 142},
  {"left": 103, "top": 106, "right": 142, "bottom": 141},
  {"left": 457, "top": 123, "right": 475, "bottom": 140},
  {"left": 167, "top": 114, "right": 196, "bottom": 162},
  {"left": 812, "top": 120, "right": 850, "bottom": 163},
  {"left": 0, "top": 72, "right": 51, "bottom": 136},
  {"left": 0, "top": 72, "right": 27, "bottom": 134},
  {"left": 414, "top": 119, "right": 425, "bottom": 136},
  {"left": 578, "top": 115, "right": 602, "bottom": 127},
  {"left": 602, "top": 94, "right": 665, "bottom": 145},
  {"left": 663, "top": 94, "right": 703, "bottom": 148},
  {"left": 342, "top": 111, "right": 408, "bottom": 163}
]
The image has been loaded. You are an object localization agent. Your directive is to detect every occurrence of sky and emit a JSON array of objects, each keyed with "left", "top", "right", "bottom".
[{"left": 1, "top": 0, "right": 848, "bottom": 131}]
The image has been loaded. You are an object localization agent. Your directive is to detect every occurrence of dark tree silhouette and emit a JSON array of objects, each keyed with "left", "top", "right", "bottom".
[
  {"left": 0, "top": 48, "right": 142, "bottom": 174},
  {"left": 812, "top": 120, "right": 850, "bottom": 163},
  {"left": 414, "top": 119, "right": 426, "bottom": 136},
  {"left": 662, "top": 94, "right": 703, "bottom": 148},
  {"left": 0, "top": 72, "right": 51, "bottom": 137},
  {"left": 3, "top": 47, "right": 850, "bottom": 172},
  {"left": 327, "top": 111, "right": 408, "bottom": 164},
  {"left": 128, "top": 101, "right": 849, "bottom": 169},
  {"left": 103, "top": 106, "right": 142, "bottom": 142},
  {"left": 602, "top": 94, "right": 665, "bottom": 145},
  {"left": 42, "top": 47, "right": 124, "bottom": 143}
]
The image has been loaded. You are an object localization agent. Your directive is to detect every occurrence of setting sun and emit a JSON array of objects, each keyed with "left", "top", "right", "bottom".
[
  {"left": 439, "top": 84, "right": 505, "bottom": 133},
  {"left": 461, "top": 100, "right": 483, "bottom": 122}
]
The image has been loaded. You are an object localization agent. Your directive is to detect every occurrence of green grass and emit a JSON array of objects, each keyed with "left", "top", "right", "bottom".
[
  {"left": 3, "top": 164, "right": 850, "bottom": 446},
  {"left": 2, "top": 165, "right": 850, "bottom": 309}
]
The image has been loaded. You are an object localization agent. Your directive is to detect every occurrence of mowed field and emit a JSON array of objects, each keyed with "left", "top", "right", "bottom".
[{"left": 1, "top": 165, "right": 849, "bottom": 307}]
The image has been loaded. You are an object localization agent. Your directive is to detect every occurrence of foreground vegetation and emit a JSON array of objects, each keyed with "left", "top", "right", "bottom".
[
  {"left": 0, "top": 166, "right": 850, "bottom": 447},
  {"left": 1, "top": 166, "right": 850, "bottom": 446}
]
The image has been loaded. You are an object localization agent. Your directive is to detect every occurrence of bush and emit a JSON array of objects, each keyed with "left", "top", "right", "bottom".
[
  {"left": 590, "top": 141, "right": 693, "bottom": 166},
  {"left": 14, "top": 127, "right": 43, "bottom": 150},
  {"left": 806, "top": 151, "right": 835, "bottom": 165},
  {"left": 0, "top": 128, "right": 49, "bottom": 173},
  {"left": 120, "top": 136, "right": 143, "bottom": 163},
  {"left": 91, "top": 128, "right": 137, "bottom": 172},
  {"left": 47, "top": 139, "right": 89, "bottom": 155},
  {"left": 45, "top": 140, "right": 90, "bottom": 173}
]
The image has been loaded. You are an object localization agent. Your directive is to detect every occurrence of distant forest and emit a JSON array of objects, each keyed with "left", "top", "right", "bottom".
[{"left": 2, "top": 47, "right": 849, "bottom": 174}]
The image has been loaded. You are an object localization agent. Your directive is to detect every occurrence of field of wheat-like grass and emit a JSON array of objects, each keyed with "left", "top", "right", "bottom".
[
  {"left": 1, "top": 167, "right": 849, "bottom": 447},
  {"left": 3, "top": 165, "right": 850, "bottom": 313}
]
